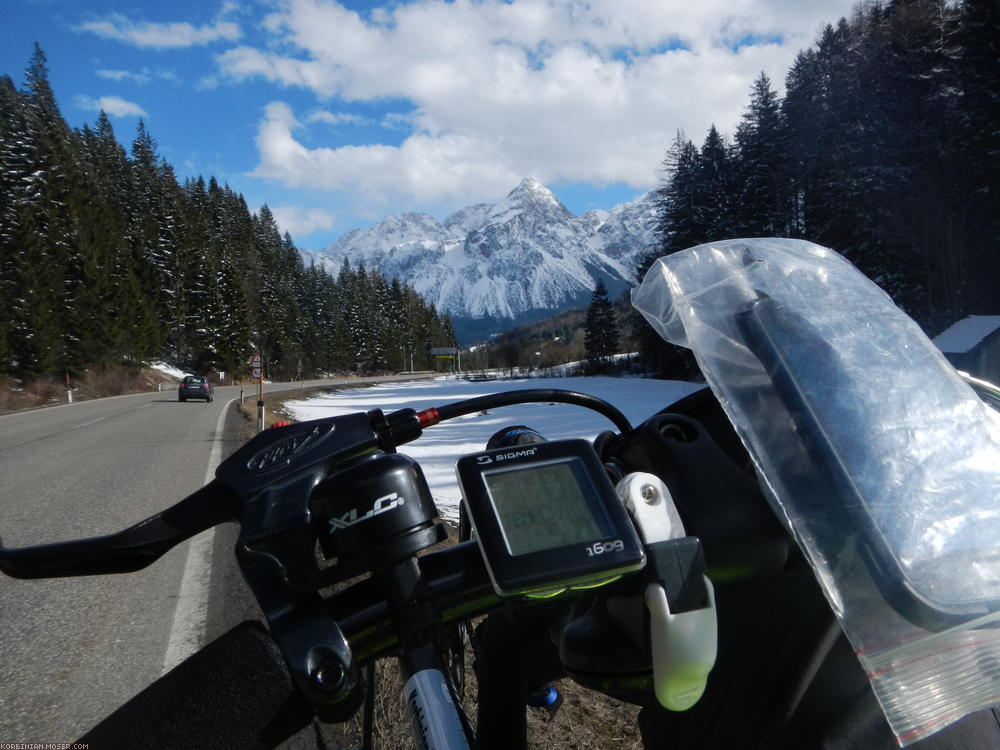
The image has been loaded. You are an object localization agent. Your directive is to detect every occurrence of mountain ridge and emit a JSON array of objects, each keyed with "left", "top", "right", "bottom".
[{"left": 304, "top": 178, "right": 658, "bottom": 327}]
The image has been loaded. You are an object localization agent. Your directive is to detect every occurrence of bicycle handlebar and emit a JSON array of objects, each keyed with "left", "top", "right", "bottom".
[{"left": 0, "top": 387, "right": 778, "bottom": 748}]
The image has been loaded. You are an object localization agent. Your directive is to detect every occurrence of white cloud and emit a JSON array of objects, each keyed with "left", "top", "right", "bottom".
[
  {"left": 80, "top": 12, "right": 240, "bottom": 49},
  {"left": 271, "top": 203, "right": 338, "bottom": 238},
  {"left": 224, "top": 0, "right": 855, "bottom": 206},
  {"left": 76, "top": 95, "right": 148, "bottom": 118},
  {"left": 306, "top": 110, "right": 372, "bottom": 127},
  {"left": 251, "top": 102, "right": 518, "bottom": 205},
  {"left": 96, "top": 67, "right": 180, "bottom": 85},
  {"left": 96, "top": 69, "right": 151, "bottom": 85}
]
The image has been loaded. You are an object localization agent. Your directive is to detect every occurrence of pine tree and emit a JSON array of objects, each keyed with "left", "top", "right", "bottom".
[
  {"left": 4, "top": 44, "right": 75, "bottom": 379},
  {"left": 126, "top": 120, "right": 172, "bottom": 356},
  {"left": 71, "top": 122, "right": 125, "bottom": 367},
  {"left": 695, "top": 125, "right": 735, "bottom": 242},
  {"left": 583, "top": 280, "right": 618, "bottom": 374},
  {"left": 732, "top": 73, "right": 788, "bottom": 236},
  {"left": 781, "top": 49, "right": 821, "bottom": 238},
  {"left": 953, "top": 0, "right": 1000, "bottom": 316},
  {"left": 638, "top": 129, "right": 720, "bottom": 380},
  {"left": 653, "top": 131, "right": 701, "bottom": 256},
  {"left": 0, "top": 74, "right": 26, "bottom": 373}
]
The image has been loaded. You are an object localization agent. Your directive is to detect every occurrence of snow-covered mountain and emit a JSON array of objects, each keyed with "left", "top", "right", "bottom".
[{"left": 307, "top": 177, "right": 658, "bottom": 320}]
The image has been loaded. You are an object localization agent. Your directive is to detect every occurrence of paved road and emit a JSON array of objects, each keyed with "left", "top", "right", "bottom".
[{"left": 0, "top": 375, "right": 433, "bottom": 744}]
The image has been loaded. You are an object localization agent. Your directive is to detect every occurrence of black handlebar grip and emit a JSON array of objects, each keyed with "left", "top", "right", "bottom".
[{"left": 79, "top": 621, "right": 313, "bottom": 750}]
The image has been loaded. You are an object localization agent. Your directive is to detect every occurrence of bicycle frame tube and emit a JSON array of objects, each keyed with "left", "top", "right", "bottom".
[{"left": 400, "top": 644, "right": 473, "bottom": 749}]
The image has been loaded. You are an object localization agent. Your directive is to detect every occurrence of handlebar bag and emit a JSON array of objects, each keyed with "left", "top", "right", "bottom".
[{"left": 633, "top": 237, "right": 1000, "bottom": 746}]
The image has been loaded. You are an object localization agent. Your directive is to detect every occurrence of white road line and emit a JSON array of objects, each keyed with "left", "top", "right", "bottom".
[
  {"left": 135, "top": 404, "right": 154, "bottom": 410},
  {"left": 70, "top": 417, "right": 106, "bottom": 429},
  {"left": 160, "top": 398, "right": 235, "bottom": 674}
]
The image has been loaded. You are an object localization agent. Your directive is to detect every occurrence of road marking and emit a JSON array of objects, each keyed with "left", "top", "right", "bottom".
[
  {"left": 161, "top": 398, "right": 234, "bottom": 675},
  {"left": 135, "top": 404, "right": 153, "bottom": 410},
  {"left": 70, "top": 417, "right": 106, "bottom": 429}
]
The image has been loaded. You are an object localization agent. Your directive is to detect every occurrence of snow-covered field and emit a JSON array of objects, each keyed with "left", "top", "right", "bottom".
[{"left": 285, "top": 375, "right": 702, "bottom": 521}]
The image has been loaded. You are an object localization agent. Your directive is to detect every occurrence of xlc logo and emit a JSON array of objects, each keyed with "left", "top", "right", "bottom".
[
  {"left": 477, "top": 447, "right": 538, "bottom": 465},
  {"left": 329, "top": 492, "right": 405, "bottom": 531}
]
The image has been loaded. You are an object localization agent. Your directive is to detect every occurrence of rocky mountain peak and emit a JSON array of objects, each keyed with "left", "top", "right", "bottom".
[
  {"left": 313, "top": 179, "right": 658, "bottom": 324},
  {"left": 492, "top": 176, "right": 569, "bottom": 221}
]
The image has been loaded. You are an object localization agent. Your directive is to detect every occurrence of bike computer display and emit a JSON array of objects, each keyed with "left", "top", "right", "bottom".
[{"left": 457, "top": 439, "right": 644, "bottom": 597}]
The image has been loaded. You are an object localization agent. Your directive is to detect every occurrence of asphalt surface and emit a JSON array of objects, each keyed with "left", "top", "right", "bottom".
[{"left": 0, "top": 376, "right": 433, "bottom": 745}]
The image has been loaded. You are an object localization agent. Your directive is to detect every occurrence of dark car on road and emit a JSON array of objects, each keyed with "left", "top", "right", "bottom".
[{"left": 178, "top": 376, "right": 214, "bottom": 403}]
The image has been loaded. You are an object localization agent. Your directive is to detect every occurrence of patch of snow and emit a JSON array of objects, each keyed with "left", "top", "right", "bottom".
[
  {"left": 933, "top": 316, "right": 1000, "bottom": 355},
  {"left": 150, "top": 362, "right": 191, "bottom": 379}
]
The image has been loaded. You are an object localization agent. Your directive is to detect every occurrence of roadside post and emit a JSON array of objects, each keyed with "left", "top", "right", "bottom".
[
  {"left": 431, "top": 347, "right": 458, "bottom": 377},
  {"left": 251, "top": 352, "right": 264, "bottom": 433}
]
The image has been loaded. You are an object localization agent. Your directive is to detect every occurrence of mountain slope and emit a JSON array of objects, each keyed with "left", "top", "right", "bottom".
[{"left": 311, "top": 178, "right": 657, "bottom": 321}]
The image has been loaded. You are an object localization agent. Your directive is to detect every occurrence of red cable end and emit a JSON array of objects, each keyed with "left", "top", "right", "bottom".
[
  {"left": 270, "top": 420, "right": 293, "bottom": 428},
  {"left": 417, "top": 408, "right": 440, "bottom": 428}
]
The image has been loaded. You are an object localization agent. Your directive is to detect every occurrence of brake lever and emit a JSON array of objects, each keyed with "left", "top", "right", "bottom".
[
  {"left": 1, "top": 407, "right": 427, "bottom": 720},
  {"left": 0, "top": 480, "right": 240, "bottom": 579},
  {"left": 215, "top": 409, "right": 422, "bottom": 498},
  {"left": 0, "top": 408, "right": 424, "bottom": 580}
]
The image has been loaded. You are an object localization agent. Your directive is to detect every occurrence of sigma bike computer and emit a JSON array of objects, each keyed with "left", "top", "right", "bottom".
[{"left": 456, "top": 439, "right": 645, "bottom": 598}]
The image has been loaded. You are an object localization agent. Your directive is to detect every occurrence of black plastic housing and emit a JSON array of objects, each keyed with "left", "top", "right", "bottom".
[
  {"left": 613, "top": 397, "right": 789, "bottom": 583},
  {"left": 457, "top": 439, "right": 644, "bottom": 597},
  {"left": 311, "top": 452, "right": 445, "bottom": 576}
]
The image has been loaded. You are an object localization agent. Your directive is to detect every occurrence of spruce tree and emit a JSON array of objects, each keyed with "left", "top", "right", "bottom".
[
  {"left": 953, "top": 0, "right": 1000, "bottom": 316},
  {"left": 733, "top": 73, "right": 787, "bottom": 236},
  {"left": 695, "top": 125, "right": 735, "bottom": 242},
  {"left": 583, "top": 280, "right": 618, "bottom": 374},
  {"left": 653, "top": 131, "right": 700, "bottom": 256},
  {"left": 0, "top": 74, "right": 25, "bottom": 373},
  {"left": 6, "top": 44, "right": 74, "bottom": 379}
]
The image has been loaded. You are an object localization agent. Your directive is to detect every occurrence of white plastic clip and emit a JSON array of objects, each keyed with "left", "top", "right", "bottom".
[
  {"left": 617, "top": 472, "right": 718, "bottom": 711},
  {"left": 644, "top": 577, "right": 717, "bottom": 710},
  {"left": 617, "top": 472, "right": 685, "bottom": 543}
]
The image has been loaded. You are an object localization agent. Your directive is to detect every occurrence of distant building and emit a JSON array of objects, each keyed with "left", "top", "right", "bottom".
[{"left": 932, "top": 315, "right": 1000, "bottom": 384}]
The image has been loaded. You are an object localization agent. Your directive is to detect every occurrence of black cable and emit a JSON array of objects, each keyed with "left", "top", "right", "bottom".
[
  {"left": 361, "top": 661, "right": 375, "bottom": 750},
  {"left": 432, "top": 389, "right": 632, "bottom": 434}
]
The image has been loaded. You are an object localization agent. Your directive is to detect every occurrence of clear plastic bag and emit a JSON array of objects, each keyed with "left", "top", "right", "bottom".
[{"left": 633, "top": 238, "right": 1000, "bottom": 745}]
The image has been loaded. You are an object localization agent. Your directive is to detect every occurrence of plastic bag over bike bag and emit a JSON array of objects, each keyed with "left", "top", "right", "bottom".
[{"left": 632, "top": 238, "right": 1000, "bottom": 746}]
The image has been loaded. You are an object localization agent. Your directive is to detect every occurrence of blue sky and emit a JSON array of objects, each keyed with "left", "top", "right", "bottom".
[{"left": 2, "top": 0, "right": 855, "bottom": 250}]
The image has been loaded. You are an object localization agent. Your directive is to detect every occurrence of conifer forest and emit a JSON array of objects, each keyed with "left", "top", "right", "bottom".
[
  {"left": 0, "top": 46, "right": 456, "bottom": 383},
  {"left": 638, "top": 0, "right": 999, "bottom": 376}
]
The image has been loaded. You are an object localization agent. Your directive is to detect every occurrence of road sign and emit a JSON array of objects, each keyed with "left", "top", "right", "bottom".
[
  {"left": 250, "top": 352, "right": 262, "bottom": 368},
  {"left": 251, "top": 367, "right": 262, "bottom": 380}
]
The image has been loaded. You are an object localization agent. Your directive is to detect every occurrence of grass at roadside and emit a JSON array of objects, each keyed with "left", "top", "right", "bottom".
[
  {"left": 233, "top": 381, "right": 377, "bottom": 433},
  {"left": 0, "top": 366, "right": 180, "bottom": 414}
]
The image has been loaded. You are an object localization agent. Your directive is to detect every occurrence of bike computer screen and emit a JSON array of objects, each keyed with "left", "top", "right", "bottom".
[{"left": 457, "top": 439, "right": 644, "bottom": 597}]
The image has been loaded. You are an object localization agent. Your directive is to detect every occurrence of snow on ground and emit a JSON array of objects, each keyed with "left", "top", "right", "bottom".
[
  {"left": 150, "top": 362, "right": 190, "bottom": 379},
  {"left": 285, "top": 375, "right": 703, "bottom": 522}
]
